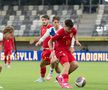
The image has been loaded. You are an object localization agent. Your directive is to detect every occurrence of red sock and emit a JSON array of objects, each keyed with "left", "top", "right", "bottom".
[
  {"left": 8, "top": 56, "right": 11, "bottom": 65},
  {"left": 40, "top": 66, "right": 46, "bottom": 78},
  {"left": 62, "top": 74, "right": 69, "bottom": 83}
]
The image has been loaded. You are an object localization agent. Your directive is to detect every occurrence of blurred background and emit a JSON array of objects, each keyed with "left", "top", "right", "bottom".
[{"left": 0, "top": 0, "right": 107, "bottom": 51}]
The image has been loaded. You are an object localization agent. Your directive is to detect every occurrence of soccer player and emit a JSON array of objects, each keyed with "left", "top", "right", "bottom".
[
  {"left": 36, "top": 16, "right": 62, "bottom": 81},
  {"left": 48, "top": 19, "right": 79, "bottom": 88},
  {"left": 31, "top": 15, "right": 53, "bottom": 82},
  {"left": 3, "top": 26, "right": 16, "bottom": 68}
]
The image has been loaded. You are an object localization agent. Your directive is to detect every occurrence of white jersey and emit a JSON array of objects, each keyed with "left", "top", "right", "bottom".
[
  {"left": 39, "top": 25, "right": 62, "bottom": 43},
  {"left": 71, "top": 37, "right": 75, "bottom": 48},
  {"left": 0, "top": 32, "right": 3, "bottom": 41}
]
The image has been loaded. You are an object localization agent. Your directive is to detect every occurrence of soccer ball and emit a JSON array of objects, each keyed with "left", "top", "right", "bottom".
[{"left": 75, "top": 76, "right": 86, "bottom": 87}]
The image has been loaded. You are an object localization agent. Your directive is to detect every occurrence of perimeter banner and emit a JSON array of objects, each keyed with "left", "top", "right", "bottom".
[{"left": 0, "top": 50, "right": 108, "bottom": 62}]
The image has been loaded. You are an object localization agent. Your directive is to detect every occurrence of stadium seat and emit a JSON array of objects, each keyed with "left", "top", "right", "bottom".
[
  {"left": 38, "top": 5, "right": 44, "bottom": 11},
  {"left": 74, "top": 5, "right": 79, "bottom": 11},
  {"left": 62, "top": 10, "right": 67, "bottom": 15},
  {"left": 0, "top": 25, "right": 5, "bottom": 31},
  {"left": 1, "top": 11, "right": 6, "bottom": 16},
  {"left": 20, "top": 25, "right": 26, "bottom": 31},
  {"left": 47, "top": 10, "right": 52, "bottom": 16},
  {"left": 7, "top": 20, "right": 13, "bottom": 25},
  {"left": 53, "top": 5, "right": 59, "bottom": 11},
  {"left": 76, "top": 9, "right": 83, "bottom": 16},
  {"left": 9, "top": 15, "right": 15, "bottom": 21},
  {"left": 16, "top": 10, "right": 22, "bottom": 16},
  {"left": 96, "top": 19, "right": 101, "bottom": 25},
  {"left": 31, "top": 10, "right": 37, "bottom": 16},
  {"left": 13, "top": 6, "right": 19, "bottom": 11},
  {"left": 3, "top": 5, "right": 9, "bottom": 11},
  {"left": 19, "top": 15, "right": 25, "bottom": 21},
  {"left": 18, "top": 30, "right": 24, "bottom": 36},
  {"left": 28, "top": 5, "right": 34, "bottom": 10},
  {"left": 31, "top": 25, "right": 36, "bottom": 31}
]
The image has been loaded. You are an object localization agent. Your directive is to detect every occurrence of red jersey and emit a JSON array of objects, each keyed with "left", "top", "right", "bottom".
[
  {"left": 3, "top": 37, "right": 15, "bottom": 51},
  {"left": 52, "top": 27, "right": 77, "bottom": 50},
  {"left": 40, "top": 24, "right": 52, "bottom": 48}
]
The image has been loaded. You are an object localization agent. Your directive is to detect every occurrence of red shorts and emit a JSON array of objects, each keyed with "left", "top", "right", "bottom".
[
  {"left": 55, "top": 50, "right": 75, "bottom": 65},
  {"left": 41, "top": 49, "right": 51, "bottom": 63},
  {"left": 4, "top": 49, "right": 12, "bottom": 56}
]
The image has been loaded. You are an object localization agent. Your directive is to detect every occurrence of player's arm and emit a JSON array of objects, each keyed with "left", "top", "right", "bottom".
[
  {"left": 35, "top": 28, "right": 51, "bottom": 46},
  {"left": 74, "top": 35, "right": 81, "bottom": 47},
  {"left": 73, "top": 28, "right": 81, "bottom": 47}
]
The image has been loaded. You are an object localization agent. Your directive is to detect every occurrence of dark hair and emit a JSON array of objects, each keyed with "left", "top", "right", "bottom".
[
  {"left": 3, "top": 26, "right": 14, "bottom": 34},
  {"left": 52, "top": 16, "right": 60, "bottom": 22},
  {"left": 65, "top": 19, "right": 74, "bottom": 28},
  {"left": 41, "top": 15, "right": 49, "bottom": 20}
]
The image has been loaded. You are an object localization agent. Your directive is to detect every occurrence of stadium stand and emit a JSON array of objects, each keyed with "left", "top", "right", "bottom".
[
  {"left": 93, "top": 3, "right": 108, "bottom": 36},
  {"left": 0, "top": 4, "right": 107, "bottom": 37}
]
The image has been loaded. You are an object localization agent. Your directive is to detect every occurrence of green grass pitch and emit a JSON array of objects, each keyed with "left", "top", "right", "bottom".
[{"left": 0, "top": 61, "right": 108, "bottom": 90}]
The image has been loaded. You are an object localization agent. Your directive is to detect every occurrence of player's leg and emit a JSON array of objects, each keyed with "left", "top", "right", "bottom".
[
  {"left": 54, "top": 61, "right": 61, "bottom": 76},
  {"left": 56, "top": 51, "right": 72, "bottom": 88},
  {"left": 68, "top": 61, "right": 79, "bottom": 74},
  {"left": 7, "top": 50, "right": 12, "bottom": 68},
  {"left": 46, "top": 53, "right": 57, "bottom": 80},
  {"left": 46, "top": 61, "right": 61, "bottom": 81},
  {"left": 36, "top": 49, "right": 51, "bottom": 82},
  {"left": 68, "top": 51, "right": 79, "bottom": 74}
]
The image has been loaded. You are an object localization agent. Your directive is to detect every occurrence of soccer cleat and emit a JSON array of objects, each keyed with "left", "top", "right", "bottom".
[
  {"left": 61, "top": 82, "right": 73, "bottom": 89},
  {"left": 46, "top": 74, "right": 52, "bottom": 81},
  {"left": 56, "top": 75, "right": 63, "bottom": 87},
  {"left": 34, "top": 77, "right": 45, "bottom": 83}
]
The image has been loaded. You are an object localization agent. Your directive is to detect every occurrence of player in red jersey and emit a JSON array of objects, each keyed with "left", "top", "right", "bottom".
[
  {"left": 49, "top": 19, "right": 80, "bottom": 88},
  {"left": 3, "top": 26, "right": 15, "bottom": 68},
  {"left": 36, "top": 16, "right": 62, "bottom": 81},
  {"left": 31, "top": 15, "right": 53, "bottom": 82}
]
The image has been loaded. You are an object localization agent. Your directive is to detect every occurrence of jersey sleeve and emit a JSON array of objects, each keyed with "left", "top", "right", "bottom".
[
  {"left": 70, "top": 37, "right": 75, "bottom": 47},
  {"left": 72, "top": 27, "right": 77, "bottom": 35},
  {"left": 11, "top": 38, "right": 15, "bottom": 50}
]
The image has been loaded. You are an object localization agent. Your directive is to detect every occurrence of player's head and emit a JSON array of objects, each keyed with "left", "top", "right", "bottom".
[
  {"left": 52, "top": 16, "right": 60, "bottom": 30},
  {"left": 3, "top": 26, "right": 14, "bottom": 39},
  {"left": 64, "top": 19, "right": 74, "bottom": 32},
  {"left": 41, "top": 15, "right": 50, "bottom": 26}
]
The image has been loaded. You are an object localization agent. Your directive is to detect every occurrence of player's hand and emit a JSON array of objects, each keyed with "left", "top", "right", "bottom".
[
  {"left": 35, "top": 41, "right": 41, "bottom": 46},
  {"left": 70, "top": 47, "right": 75, "bottom": 53},
  {"left": 29, "top": 40, "right": 34, "bottom": 44},
  {"left": 76, "top": 40, "right": 81, "bottom": 47}
]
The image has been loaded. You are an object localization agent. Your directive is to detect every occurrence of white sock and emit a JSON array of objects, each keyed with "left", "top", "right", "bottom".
[{"left": 49, "top": 68, "right": 54, "bottom": 75}]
